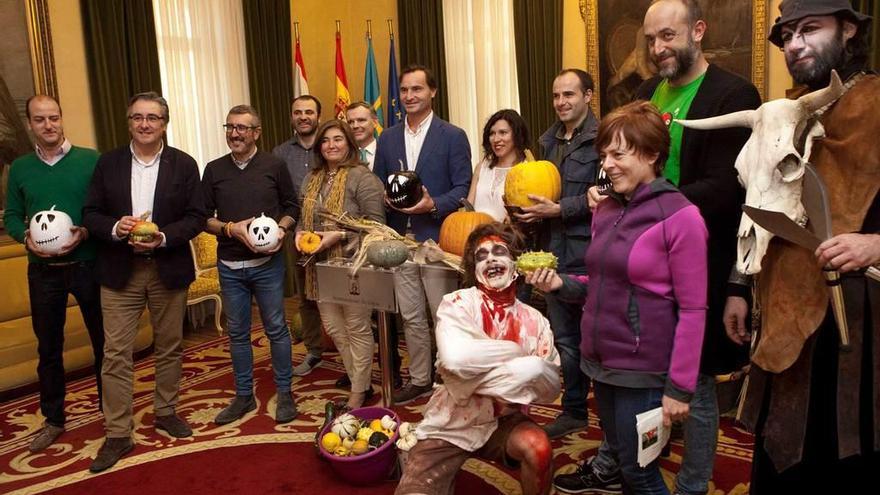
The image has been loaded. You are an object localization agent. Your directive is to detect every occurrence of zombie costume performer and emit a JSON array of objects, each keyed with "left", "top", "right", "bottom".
[
  {"left": 396, "top": 231, "right": 560, "bottom": 495},
  {"left": 739, "top": 20, "right": 880, "bottom": 494}
]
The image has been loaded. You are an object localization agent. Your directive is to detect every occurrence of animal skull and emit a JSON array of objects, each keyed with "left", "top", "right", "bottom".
[
  {"left": 247, "top": 213, "right": 280, "bottom": 253},
  {"left": 676, "top": 70, "right": 844, "bottom": 275},
  {"left": 28, "top": 205, "right": 74, "bottom": 255}
]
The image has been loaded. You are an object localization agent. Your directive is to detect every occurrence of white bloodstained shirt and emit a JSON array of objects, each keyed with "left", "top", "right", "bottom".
[{"left": 415, "top": 286, "right": 561, "bottom": 451}]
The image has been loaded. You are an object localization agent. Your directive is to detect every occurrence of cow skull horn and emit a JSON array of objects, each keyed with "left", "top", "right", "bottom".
[
  {"left": 798, "top": 69, "right": 845, "bottom": 113},
  {"left": 676, "top": 109, "right": 756, "bottom": 131}
]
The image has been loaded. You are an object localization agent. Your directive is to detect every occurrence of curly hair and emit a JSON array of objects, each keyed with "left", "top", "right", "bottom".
[{"left": 460, "top": 223, "right": 527, "bottom": 288}]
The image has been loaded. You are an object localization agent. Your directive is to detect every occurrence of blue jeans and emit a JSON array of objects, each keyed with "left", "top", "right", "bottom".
[
  {"left": 589, "top": 374, "right": 717, "bottom": 494},
  {"left": 594, "top": 381, "right": 668, "bottom": 495},
  {"left": 27, "top": 261, "right": 104, "bottom": 426},
  {"left": 218, "top": 254, "right": 292, "bottom": 395},
  {"left": 545, "top": 292, "right": 589, "bottom": 419},
  {"left": 676, "top": 373, "right": 717, "bottom": 495}
]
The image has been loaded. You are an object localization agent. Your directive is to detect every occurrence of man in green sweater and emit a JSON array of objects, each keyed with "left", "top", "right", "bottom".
[{"left": 5, "top": 95, "right": 105, "bottom": 453}]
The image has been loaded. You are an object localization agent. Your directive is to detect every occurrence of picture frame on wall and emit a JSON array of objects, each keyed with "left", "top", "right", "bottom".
[
  {"left": 0, "top": 0, "right": 56, "bottom": 240},
  {"left": 582, "top": 0, "right": 767, "bottom": 116}
]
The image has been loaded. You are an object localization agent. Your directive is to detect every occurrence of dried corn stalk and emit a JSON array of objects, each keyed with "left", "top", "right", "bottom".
[{"left": 319, "top": 212, "right": 463, "bottom": 274}]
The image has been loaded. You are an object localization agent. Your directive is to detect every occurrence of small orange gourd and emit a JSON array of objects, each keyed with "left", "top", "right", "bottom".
[{"left": 297, "top": 231, "right": 322, "bottom": 254}]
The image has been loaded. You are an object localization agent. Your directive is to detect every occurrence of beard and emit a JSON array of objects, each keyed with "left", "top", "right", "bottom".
[
  {"left": 655, "top": 37, "right": 698, "bottom": 81},
  {"left": 786, "top": 29, "right": 847, "bottom": 88},
  {"left": 295, "top": 120, "right": 317, "bottom": 137}
]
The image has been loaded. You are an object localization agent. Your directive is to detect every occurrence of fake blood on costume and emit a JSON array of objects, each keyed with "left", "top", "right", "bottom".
[{"left": 414, "top": 284, "right": 560, "bottom": 451}]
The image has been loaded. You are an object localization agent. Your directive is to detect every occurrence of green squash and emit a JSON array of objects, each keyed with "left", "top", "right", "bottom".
[
  {"left": 367, "top": 430, "right": 389, "bottom": 451},
  {"left": 515, "top": 251, "right": 559, "bottom": 275},
  {"left": 366, "top": 240, "right": 409, "bottom": 268}
]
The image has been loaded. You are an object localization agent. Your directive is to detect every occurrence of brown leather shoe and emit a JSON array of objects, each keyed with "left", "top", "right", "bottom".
[
  {"left": 90, "top": 437, "right": 134, "bottom": 473},
  {"left": 28, "top": 423, "right": 65, "bottom": 453},
  {"left": 155, "top": 413, "right": 193, "bottom": 438}
]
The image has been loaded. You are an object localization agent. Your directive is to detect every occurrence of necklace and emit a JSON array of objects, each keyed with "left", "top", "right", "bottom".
[{"left": 326, "top": 169, "right": 339, "bottom": 188}]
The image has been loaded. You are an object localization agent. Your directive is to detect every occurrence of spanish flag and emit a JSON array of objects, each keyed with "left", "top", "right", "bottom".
[{"left": 334, "top": 31, "right": 351, "bottom": 120}]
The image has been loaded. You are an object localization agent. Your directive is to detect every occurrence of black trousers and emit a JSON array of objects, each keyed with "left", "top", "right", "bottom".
[
  {"left": 27, "top": 261, "right": 105, "bottom": 426},
  {"left": 751, "top": 308, "right": 878, "bottom": 493}
]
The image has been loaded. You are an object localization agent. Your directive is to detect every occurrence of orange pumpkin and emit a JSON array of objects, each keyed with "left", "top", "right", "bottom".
[
  {"left": 439, "top": 201, "right": 494, "bottom": 256},
  {"left": 297, "top": 231, "right": 322, "bottom": 254},
  {"left": 503, "top": 160, "right": 562, "bottom": 208}
]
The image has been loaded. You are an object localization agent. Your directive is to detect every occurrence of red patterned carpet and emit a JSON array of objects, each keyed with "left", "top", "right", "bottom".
[{"left": 0, "top": 328, "right": 753, "bottom": 494}]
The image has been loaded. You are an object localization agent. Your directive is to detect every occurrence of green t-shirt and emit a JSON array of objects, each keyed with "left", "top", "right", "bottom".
[
  {"left": 650, "top": 73, "right": 706, "bottom": 186},
  {"left": 5, "top": 146, "right": 100, "bottom": 263}
]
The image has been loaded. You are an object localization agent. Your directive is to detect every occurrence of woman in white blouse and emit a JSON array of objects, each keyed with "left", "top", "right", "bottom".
[{"left": 467, "top": 109, "right": 531, "bottom": 222}]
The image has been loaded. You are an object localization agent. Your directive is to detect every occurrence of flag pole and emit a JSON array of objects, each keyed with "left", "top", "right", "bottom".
[
  {"left": 294, "top": 21, "right": 300, "bottom": 42},
  {"left": 387, "top": 19, "right": 394, "bottom": 40},
  {"left": 335, "top": 20, "right": 341, "bottom": 35},
  {"left": 367, "top": 19, "right": 372, "bottom": 40}
]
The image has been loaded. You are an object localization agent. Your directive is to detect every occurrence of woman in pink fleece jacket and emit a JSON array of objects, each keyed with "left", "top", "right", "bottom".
[{"left": 529, "top": 101, "right": 708, "bottom": 495}]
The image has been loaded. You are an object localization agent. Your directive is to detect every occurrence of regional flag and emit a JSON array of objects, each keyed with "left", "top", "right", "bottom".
[
  {"left": 387, "top": 37, "right": 404, "bottom": 127},
  {"left": 334, "top": 32, "right": 351, "bottom": 120},
  {"left": 363, "top": 37, "right": 384, "bottom": 136},
  {"left": 293, "top": 37, "right": 309, "bottom": 97}
]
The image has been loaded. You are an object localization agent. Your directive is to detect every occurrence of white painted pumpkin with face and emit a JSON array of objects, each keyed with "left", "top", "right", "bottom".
[
  {"left": 247, "top": 213, "right": 280, "bottom": 253},
  {"left": 28, "top": 205, "right": 73, "bottom": 255}
]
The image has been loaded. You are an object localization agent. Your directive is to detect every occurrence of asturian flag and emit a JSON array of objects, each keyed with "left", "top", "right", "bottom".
[
  {"left": 387, "top": 37, "right": 404, "bottom": 126},
  {"left": 334, "top": 31, "right": 351, "bottom": 120},
  {"left": 363, "top": 37, "right": 384, "bottom": 136},
  {"left": 293, "top": 37, "right": 309, "bottom": 97}
]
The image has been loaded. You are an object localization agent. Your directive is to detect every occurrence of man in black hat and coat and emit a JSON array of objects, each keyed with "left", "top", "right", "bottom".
[{"left": 727, "top": 1, "right": 879, "bottom": 492}]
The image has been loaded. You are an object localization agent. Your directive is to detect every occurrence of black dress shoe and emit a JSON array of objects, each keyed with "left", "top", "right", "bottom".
[
  {"left": 90, "top": 437, "right": 134, "bottom": 473},
  {"left": 155, "top": 413, "right": 193, "bottom": 438},
  {"left": 214, "top": 395, "right": 257, "bottom": 425},
  {"left": 335, "top": 374, "right": 352, "bottom": 390}
]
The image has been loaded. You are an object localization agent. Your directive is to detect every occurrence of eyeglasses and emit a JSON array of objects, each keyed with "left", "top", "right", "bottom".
[
  {"left": 223, "top": 124, "right": 259, "bottom": 133},
  {"left": 128, "top": 114, "right": 164, "bottom": 124}
]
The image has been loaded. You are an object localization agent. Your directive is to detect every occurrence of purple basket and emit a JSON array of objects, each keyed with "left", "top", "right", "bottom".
[{"left": 318, "top": 406, "right": 400, "bottom": 485}]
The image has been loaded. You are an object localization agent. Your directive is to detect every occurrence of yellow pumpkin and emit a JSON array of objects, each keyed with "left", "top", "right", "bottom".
[
  {"left": 439, "top": 201, "right": 495, "bottom": 257},
  {"left": 297, "top": 231, "right": 322, "bottom": 254},
  {"left": 504, "top": 160, "right": 562, "bottom": 208}
]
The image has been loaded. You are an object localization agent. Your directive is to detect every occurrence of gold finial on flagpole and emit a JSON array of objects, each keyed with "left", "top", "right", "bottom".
[
  {"left": 335, "top": 20, "right": 341, "bottom": 35},
  {"left": 387, "top": 19, "right": 394, "bottom": 40},
  {"left": 367, "top": 19, "right": 372, "bottom": 40},
  {"left": 294, "top": 21, "right": 300, "bottom": 42}
]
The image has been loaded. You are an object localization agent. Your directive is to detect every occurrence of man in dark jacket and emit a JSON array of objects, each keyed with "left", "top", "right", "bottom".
[
  {"left": 83, "top": 92, "right": 207, "bottom": 473},
  {"left": 555, "top": 1, "right": 760, "bottom": 493},
  {"left": 515, "top": 68, "right": 599, "bottom": 442}
]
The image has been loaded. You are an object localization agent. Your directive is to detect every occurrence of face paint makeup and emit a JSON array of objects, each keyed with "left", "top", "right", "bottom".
[{"left": 474, "top": 238, "right": 518, "bottom": 291}]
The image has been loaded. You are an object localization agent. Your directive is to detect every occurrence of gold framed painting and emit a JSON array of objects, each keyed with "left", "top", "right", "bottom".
[
  {"left": 0, "top": 0, "right": 56, "bottom": 239},
  {"left": 583, "top": 0, "right": 766, "bottom": 116}
]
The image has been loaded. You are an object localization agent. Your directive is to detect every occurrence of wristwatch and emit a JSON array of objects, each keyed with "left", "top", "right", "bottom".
[{"left": 429, "top": 205, "right": 440, "bottom": 220}]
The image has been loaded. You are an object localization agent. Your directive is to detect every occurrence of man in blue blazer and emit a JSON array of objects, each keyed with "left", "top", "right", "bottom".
[{"left": 373, "top": 65, "right": 472, "bottom": 404}]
